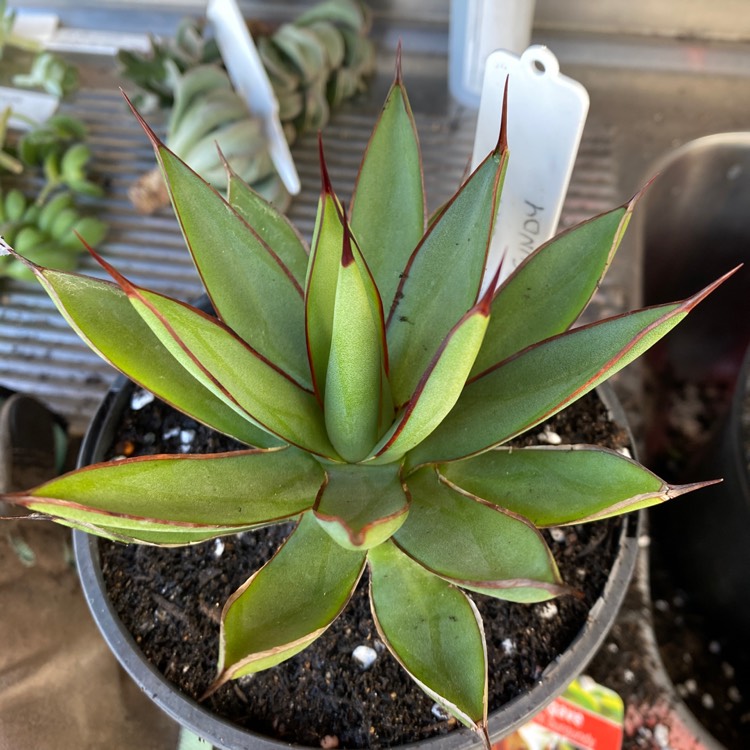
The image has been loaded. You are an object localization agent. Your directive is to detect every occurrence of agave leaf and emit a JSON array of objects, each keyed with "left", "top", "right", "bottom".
[
  {"left": 131, "top": 103, "right": 310, "bottom": 388},
  {"left": 386, "top": 139, "right": 508, "bottom": 407},
  {"left": 349, "top": 56, "right": 425, "bottom": 313},
  {"left": 7, "top": 448, "right": 323, "bottom": 545},
  {"left": 130, "top": 289, "right": 336, "bottom": 458},
  {"left": 368, "top": 540, "right": 488, "bottom": 735},
  {"left": 408, "top": 272, "right": 735, "bottom": 467},
  {"left": 439, "top": 445, "right": 717, "bottom": 526},
  {"left": 346, "top": 222, "right": 393, "bottom": 434},
  {"left": 395, "top": 468, "right": 567, "bottom": 602},
  {"left": 313, "top": 463, "right": 409, "bottom": 550},
  {"left": 370, "top": 283, "right": 493, "bottom": 464},
  {"left": 92, "top": 253, "right": 337, "bottom": 459},
  {"left": 471, "top": 198, "right": 636, "bottom": 376},
  {"left": 15, "top": 258, "right": 279, "bottom": 448},
  {"left": 209, "top": 513, "right": 366, "bottom": 691},
  {"left": 324, "top": 227, "right": 385, "bottom": 462},
  {"left": 305, "top": 151, "right": 345, "bottom": 399},
  {"left": 225, "top": 161, "right": 308, "bottom": 287}
]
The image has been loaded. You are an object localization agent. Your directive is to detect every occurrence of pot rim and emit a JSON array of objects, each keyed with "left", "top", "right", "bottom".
[{"left": 74, "top": 375, "right": 641, "bottom": 750}]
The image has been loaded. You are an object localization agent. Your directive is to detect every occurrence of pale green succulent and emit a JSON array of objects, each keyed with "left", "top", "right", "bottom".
[
  {"left": 1, "top": 114, "right": 107, "bottom": 280},
  {"left": 0, "top": 59, "right": 729, "bottom": 746},
  {"left": 125, "top": 0, "right": 374, "bottom": 213},
  {"left": 12, "top": 51, "right": 79, "bottom": 98}
]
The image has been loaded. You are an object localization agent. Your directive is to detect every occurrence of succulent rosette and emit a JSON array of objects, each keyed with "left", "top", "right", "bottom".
[{"left": 0, "top": 55, "right": 730, "bottom": 746}]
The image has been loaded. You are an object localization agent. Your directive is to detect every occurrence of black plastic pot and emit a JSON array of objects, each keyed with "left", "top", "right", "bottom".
[
  {"left": 639, "top": 133, "right": 750, "bottom": 466},
  {"left": 638, "top": 132, "right": 750, "bottom": 643},
  {"left": 651, "top": 344, "right": 750, "bottom": 646},
  {"left": 637, "top": 133, "right": 750, "bottom": 748},
  {"left": 74, "top": 376, "right": 641, "bottom": 750}
]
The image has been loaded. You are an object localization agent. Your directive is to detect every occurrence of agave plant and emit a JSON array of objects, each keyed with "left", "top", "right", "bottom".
[{"left": 0, "top": 57, "right": 731, "bottom": 746}]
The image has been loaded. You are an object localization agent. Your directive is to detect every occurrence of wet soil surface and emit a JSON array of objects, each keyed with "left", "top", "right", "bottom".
[{"left": 98, "top": 389, "right": 630, "bottom": 748}]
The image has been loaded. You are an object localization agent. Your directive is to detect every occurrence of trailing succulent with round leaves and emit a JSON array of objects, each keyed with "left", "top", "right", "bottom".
[{"left": 0, "top": 57, "right": 732, "bottom": 747}]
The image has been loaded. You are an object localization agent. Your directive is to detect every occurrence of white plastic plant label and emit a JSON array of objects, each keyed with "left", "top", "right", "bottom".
[
  {"left": 0, "top": 87, "right": 58, "bottom": 130},
  {"left": 471, "top": 46, "right": 589, "bottom": 290},
  {"left": 10, "top": 12, "right": 58, "bottom": 46},
  {"left": 448, "top": 0, "right": 536, "bottom": 108},
  {"left": 207, "top": 0, "right": 300, "bottom": 195}
]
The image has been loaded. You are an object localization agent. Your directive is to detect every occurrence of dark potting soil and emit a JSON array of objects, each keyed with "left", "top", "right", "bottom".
[{"left": 99, "top": 390, "right": 629, "bottom": 748}]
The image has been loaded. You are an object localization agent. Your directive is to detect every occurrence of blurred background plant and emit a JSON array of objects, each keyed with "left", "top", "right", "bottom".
[
  {"left": 1, "top": 0, "right": 78, "bottom": 96},
  {"left": 117, "top": 17, "right": 221, "bottom": 112},
  {"left": 0, "top": 114, "right": 107, "bottom": 281},
  {"left": 1, "top": 0, "right": 107, "bottom": 283},
  {"left": 0, "top": 0, "right": 40, "bottom": 58},
  {"left": 12, "top": 51, "right": 79, "bottom": 98},
  {"left": 121, "top": 0, "right": 376, "bottom": 213}
]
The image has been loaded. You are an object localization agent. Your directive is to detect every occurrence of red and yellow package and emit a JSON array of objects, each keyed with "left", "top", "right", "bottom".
[{"left": 494, "top": 676, "right": 624, "bottom": 750}]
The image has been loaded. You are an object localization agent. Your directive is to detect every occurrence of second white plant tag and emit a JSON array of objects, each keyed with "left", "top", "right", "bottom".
[
  {"left": 0, "top": 87, "right": 58, "bottom": 130},
  {"left": 471, "top": 46, "right": 589, "bottom": 290}
]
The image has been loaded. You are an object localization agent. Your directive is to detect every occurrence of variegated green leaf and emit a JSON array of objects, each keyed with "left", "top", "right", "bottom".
[
  {"left": 209, "top": 513, "right": 365, "bottom": 692},
  {"left": 349, "top": 61, "right": 425, "bottom": 313},
  {"left": 131, "top": 288, "right": 336, "bottom": 457},
  {"left": 305, "top": 157, "right": 345, "bottom": 399},
  {"left": 369, "top": 540, "right": 488, "bottom": 735},
  {"left": 386, "top": 143, "right": 508, "bottom": 407},
  {"left": 8, "top": 448, "right": 323, "bottom": 545},
  {"left": 408, "top": 273, "right": 733, "bottom": 467},
  {"left": 370, "top": 285, "right": 492, "bottom": 464},
  {"left": 18, "top": 258, "right": 279, "bottom": 448},
  {"left": 348, "top": 227, "right": 393, "bottom": 436},
  {"left": 471, "top": 198, "right": 636, "bottom": 376},
  {"left": 134, "top": 107, "right": 310, "bottom": 387},
  {"left": 396, "top": 468, "right": 566, "bottom": 602},
  {"left": 226, "top": 163, "right": 308, "bottom": 287},
  {"left": 313, "top": 463, "right": 409, "bottom": 549},
  {"left": 439, "top": 445, "right": 715, "bottom": 526},
  {"left": 325, "top": 228, "right": 384, "bottom": 462},
  {"left": 91, "top": 255, "right": 337, "bottom": 459}
]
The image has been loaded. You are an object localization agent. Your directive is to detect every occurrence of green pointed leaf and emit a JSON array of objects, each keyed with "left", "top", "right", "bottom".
[
  {"left": 368, "top": 540, "right": 487, "bottom": 732},
  {"left": 10, "top": 448, "right": 323, "bottom": 545},
  {"left": 105, "top": 270, "right": 337, "bottom": 458},
  {"left": 313, "top": 463, "right": 409, "bottom": 550},
  {"left": 226, "top": 164, "right": 308, "bottom": 287},
  {"left": 370, "top": 290, "right": 491, "bottom": 464},
  {"left": 349, "top": 228, "right": 393, "bottom": 435},
  {"left": 211, "top": 513, "right": 365, "bottom": 689},
  {"left": 387, "top": 144, "right": 508, "bottom": 406},
  {"left": 324, "top": 233, "right": 384, "bottom": 461},
  {"left": 27, "top": 265, "right": 280, "bottom": 448},
  {"left": 305, "top": 188, "right": 345, "bottom": 398},
  {"left": 396, "top": 468, "right": 566, "bottom": 602},
  {"left": 350, "top": 70, "right": 425, "bottom": 313},
  {"left": 471, "top": 200, "right": 635, "bottom": 376},
  {"left": 439, "top": 445, "right": 714, "bottom": 526},
  {"left": 408, "top": 274, "right": 732, "bottom": 467},
  {"left": 141, "top": 116, "right": 310, "bottom": 388}
]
